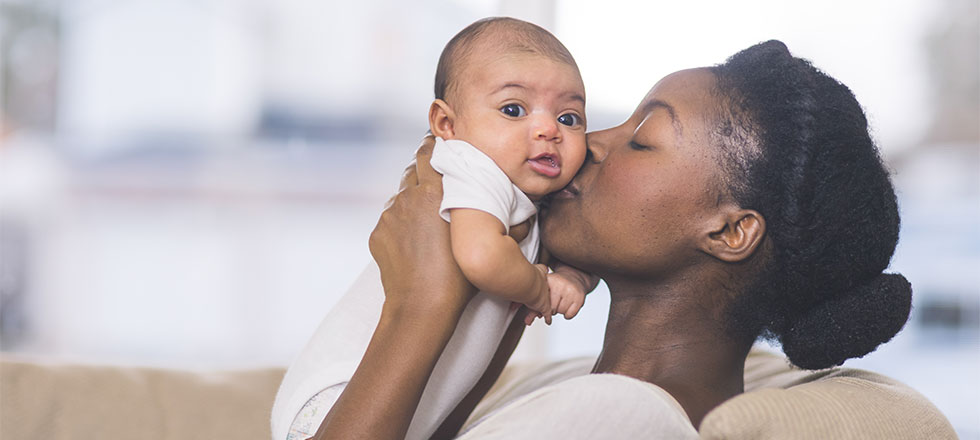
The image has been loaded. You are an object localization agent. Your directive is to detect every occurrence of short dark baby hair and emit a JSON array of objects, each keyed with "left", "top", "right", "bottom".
[{"left": 434, "top": 17, "right": 580, "bottom": 103}]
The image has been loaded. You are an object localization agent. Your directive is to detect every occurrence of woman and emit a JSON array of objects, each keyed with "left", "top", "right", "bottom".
[{"left": 311, "top": 40, "right": 912, "bottom": 439}]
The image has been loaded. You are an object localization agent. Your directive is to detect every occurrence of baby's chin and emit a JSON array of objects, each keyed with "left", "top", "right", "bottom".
[
  {"left": 521, "top": 183, "right": 569, "bottom": 202},
  {"left": 522, "top": 190, "right": 546, "bottom": 202},
  {"left": 511, "top": 167, "right": 576, "bottom": 201}
]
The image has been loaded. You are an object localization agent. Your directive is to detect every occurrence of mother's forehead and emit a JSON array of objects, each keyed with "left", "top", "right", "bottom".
[
  {"left": 626, "top": 68, "right": 720, "bottom": 142},
  {"left": 638, "top": 68, "right": 717, "bottom": 113}
]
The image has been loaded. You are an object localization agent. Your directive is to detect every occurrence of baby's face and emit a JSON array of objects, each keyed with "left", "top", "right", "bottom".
[{"left": 449, "top": 54, "right": 587, "bottom": 200}]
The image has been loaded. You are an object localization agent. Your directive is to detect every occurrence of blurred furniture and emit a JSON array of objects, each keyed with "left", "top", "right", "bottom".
[{"left": 0, "top": 349, "right": 956, "bottom": 440}]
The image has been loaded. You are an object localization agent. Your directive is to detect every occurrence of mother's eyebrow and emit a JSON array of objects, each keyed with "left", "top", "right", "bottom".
[{"left": 642, "top": 99, "right": 682, "bottom": 135}]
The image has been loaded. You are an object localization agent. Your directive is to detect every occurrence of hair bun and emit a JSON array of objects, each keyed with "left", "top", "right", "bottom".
[{"left": 780, "top": 273, "right": 912, "bottom": 370}]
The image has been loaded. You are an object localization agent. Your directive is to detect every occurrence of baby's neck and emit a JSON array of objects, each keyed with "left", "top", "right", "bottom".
[{"left": 593, "top": 286, "right": 749, "bottom": 429}]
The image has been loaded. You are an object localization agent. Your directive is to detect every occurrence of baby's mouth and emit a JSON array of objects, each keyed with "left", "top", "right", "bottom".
[{"left": 528, "top": 153, "right": 561, "bottom": 178}]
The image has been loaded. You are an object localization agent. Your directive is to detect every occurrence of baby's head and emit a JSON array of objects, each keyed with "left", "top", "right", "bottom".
[{"left": 429, "top": 17, "right": 587, "bottom": 200}]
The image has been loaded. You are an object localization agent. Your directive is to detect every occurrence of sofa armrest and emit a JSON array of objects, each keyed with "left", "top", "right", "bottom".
[{"left": 699, "top": 350, "right": 958, "bottom": 440}]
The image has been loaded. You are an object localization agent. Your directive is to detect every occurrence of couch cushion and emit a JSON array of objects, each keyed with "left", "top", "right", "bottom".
[{"left": 1, "top": 356, "right": 286, "bottom": 440}]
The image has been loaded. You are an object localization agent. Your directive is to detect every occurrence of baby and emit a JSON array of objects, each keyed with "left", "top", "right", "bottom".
[
  {"left": 271, "top": 17, "right": 598, "bottom": 440},
  {"left": 428, "top": 17, "right": 598, "bottom": 325}
]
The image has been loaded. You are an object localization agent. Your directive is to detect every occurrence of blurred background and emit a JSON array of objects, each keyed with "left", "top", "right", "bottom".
[{"left": 1, "top": 0, "right": 977, "bottom": 436}]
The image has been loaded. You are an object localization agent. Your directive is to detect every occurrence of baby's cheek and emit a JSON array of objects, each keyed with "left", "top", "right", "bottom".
[
  {"left": 567, "top": 140, "right": 588, "bottom": 173},
  {"left": 559, "top": 155, "right": 587, "bottom": 186}
]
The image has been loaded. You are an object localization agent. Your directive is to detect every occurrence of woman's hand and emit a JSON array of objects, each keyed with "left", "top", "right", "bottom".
[
  {"left": 370, "top": 135, "right": 476, "bottom": 313},
  {"left": 313, "top": 134, "right": 475, "bottom": 440}
]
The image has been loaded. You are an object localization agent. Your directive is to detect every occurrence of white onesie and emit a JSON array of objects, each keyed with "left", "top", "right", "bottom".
[{"left": 270, "top": 138, "right": 540, "bottom": 440}]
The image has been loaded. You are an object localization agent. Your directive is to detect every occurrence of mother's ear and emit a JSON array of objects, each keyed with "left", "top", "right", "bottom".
[{"left": 701, "top": 208, "right": 766, "bottom": 262}]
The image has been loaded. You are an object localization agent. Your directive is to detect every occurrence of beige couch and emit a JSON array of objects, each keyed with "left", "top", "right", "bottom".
[{"left": 0, "top": 350, "right": 957, "bottom": 439}]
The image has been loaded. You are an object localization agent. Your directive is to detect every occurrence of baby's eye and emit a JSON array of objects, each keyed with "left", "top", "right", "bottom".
[
  {"left": 500, "top": 104, "right": 526, "bottom": 118},
  {"left": 557, "top": 113, "right": 582, "bottom": 127}
]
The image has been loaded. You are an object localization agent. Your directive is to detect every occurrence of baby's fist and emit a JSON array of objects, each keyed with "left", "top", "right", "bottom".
[{"left": 547, "top": 272, "right": 586, "bottom": 320}]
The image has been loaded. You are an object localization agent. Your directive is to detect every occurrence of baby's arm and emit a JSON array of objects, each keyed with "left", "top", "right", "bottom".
[{"left": 448, "top": 208, "right": 551, "bottom": 321}]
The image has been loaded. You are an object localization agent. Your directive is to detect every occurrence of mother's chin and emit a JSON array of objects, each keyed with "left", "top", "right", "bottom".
[{"left": 538, "top": 185, "right": 593, "bottom": 271}]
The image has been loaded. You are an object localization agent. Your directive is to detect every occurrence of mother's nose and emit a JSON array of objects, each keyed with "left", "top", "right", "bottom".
[{"left": 585, "top": 131, "right": 610, "bottom": 163}]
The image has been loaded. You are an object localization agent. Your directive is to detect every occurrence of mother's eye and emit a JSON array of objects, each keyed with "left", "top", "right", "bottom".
[
  {"left": 500, "top": 104, "right": 526, "bottom": 117},
  {"left": 630, "top": 141, "right": 652, "bottom": 151}
]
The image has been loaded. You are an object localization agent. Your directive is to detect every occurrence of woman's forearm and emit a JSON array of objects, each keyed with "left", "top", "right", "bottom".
[{"left": 312, "top": 297, "right": 466, "bottom": 440}]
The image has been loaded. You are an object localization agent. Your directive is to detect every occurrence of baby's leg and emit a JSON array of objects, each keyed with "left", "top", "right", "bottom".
[
  {"left": 405, "top": 293, "right": 517, "bottom": 439},
  {"left": 271, "top": 262, "right": 517, "bottom": 440},
  {"left": 270, "top": 262, "right": 384, "bottom": 440},
  {"left": 283, "top": 383, "right": 345, "bottom": 440}
]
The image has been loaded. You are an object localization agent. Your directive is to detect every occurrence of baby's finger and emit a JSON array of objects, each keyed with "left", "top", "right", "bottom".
[
  {"left": 524, "top": 313, "right": 537, "bottom": 326},
  {"left": 552, "top": 294, "right": 565, "bottom": 315},
  {"left": 564, "top": 302, "right": 582, "bottom": 320},
  {"left": 526, "top": 311, "right": 543, "bottom": 326}
]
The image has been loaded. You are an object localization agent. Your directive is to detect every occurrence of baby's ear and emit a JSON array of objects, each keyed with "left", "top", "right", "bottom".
[{"left": 429, "top": 99, "right": 457, "bottom": 139}]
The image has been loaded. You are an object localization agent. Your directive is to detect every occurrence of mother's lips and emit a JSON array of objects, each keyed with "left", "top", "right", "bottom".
[
  {"left": 541, "top": 181, "right": 577, "bottom": 210},
  {"left": 553, "top": 181, "right": 579, "bottom": 198},
  {"left": 564, "top": 180, "right": 580, "bottom": 194}
]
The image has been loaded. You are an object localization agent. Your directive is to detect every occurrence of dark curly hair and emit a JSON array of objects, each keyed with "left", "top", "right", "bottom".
[{"left": 710, "top": 40, "right": 913, "bottom": 370}]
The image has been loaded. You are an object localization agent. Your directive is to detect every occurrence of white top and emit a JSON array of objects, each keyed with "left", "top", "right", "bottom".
[
  {"left": 458, "top": 372, "right": 697, "bottom": 439},
  {"left": 271, "top": 138, "right": 541, "bottom": 440},
  {"left": 430, "top": 137, "right": 538, "bottom": 237}
]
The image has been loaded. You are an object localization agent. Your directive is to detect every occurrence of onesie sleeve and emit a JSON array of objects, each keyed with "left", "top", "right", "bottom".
[{"left": 429, "top": 138, "right": 536, "bottom": 233}]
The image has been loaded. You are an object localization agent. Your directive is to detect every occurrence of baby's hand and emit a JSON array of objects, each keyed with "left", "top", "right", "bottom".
[
  {"left": 521, "top": 264, "right": 552, "bottom": 325},
  {"left": 547, "top": 272, "right": 586, "bottom": 320}
]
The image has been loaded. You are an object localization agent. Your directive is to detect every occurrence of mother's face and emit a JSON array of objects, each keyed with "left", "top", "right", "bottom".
[{"left": 540, "top": 68, "right": 729, "bottom": 281}]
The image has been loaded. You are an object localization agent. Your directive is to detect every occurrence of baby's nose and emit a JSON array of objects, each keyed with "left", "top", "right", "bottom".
[{"left": 532, "top": 114, "right": 560, "bottom": 141}]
